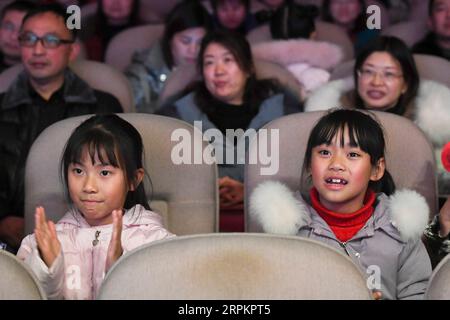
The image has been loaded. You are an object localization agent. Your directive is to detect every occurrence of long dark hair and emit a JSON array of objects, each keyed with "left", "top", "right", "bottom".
[
  {"left": 270, "top": 2, "right": 319, "bottom": 39},
  {"left": 302, "top": 109, "right": 396, "bottom": 195},
  {"left": 354, "top": 36, "right": 419, "bottom": 115},
  {"left": 194, "top": 29, "right": 280, "bottom": 116},
  {"left": 161, "top": 0, "right": 213, "bottom": 69},
  {"left": 61, "top": 114, "right": 151, "bottom": 211}
]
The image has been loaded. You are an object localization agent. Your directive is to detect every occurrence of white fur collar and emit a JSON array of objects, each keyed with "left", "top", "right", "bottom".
[
  {"left": 304, "top": 78, "right": 450, "bottom": 147},
  {"left": 249, "top": 181, "right": 429, "bottom": 242},
  {"left": 251, "top": 39, "right": 343, "bottom": 70}
]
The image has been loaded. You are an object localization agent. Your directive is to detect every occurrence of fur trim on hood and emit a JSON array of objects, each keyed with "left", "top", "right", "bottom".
[
  {"left": 305, "top": 78, "right": 450, "bottom": 146},
  {"left": 249, "top": 181, "right": 429, "bottom": 242},
  {"left": 251, "top": 39, "right": 344, "bottom": 70}
]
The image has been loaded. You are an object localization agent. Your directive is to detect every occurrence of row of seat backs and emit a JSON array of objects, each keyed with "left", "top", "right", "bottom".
[
  {"left": 3, "top": 233, "right": 450, "bottom": 300},
  {"left": 23, "top": 110, "right": 437, "bottom": 236}
]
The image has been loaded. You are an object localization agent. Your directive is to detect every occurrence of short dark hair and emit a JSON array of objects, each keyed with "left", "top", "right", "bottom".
[
  {"left": 61, "top": 114, "right": 151, "bottom": 211},
  {"left": 270, "top": 2, "right": 319, "bottom": 39},
  {"left": 302, "top": 108, "right": 396, "bottom": 195},
  {"left": 210, "top": 0, "right": 250, "bottom": 12},
  {"left": 161, "top": 0, "right": 212, "bottom": 69},
  {"left": 21, "top": 3, "right": 77, "bottom": 40},
  {"left": 354, "top": 36, "right": 419, "bottom": 115}
]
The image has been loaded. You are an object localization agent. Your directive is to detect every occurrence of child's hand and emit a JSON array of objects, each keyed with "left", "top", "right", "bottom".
[
  {"left": 34, "top": 206, "right": 61, "bottom": 268},
  {"left": 439, "top": 196, "right": 450, "bottom": 238},
  {"left": 105, "top": 209, "right": 123, "bottom": 273},
  {"left": 219, "top": 176, "right": 244, "bottom": 210}
]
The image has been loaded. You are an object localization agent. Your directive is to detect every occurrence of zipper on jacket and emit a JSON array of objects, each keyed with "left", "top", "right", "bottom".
[
  {"left": 339, "top": 241, "right": 350, "bottom": 256},
  {"left": 92, "top": 230, "right": 101, "bottom": 246}
]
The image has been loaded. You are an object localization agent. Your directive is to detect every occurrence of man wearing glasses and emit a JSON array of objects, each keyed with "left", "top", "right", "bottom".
[
  {"left": 0, "top": 4, "right": 123, "bottom": 253},
  {"left": 413, "top": 0, "right": 450, "bottom": 61},
  {"left": 0, "top": 1, "right": 36, "bottom": 72}
]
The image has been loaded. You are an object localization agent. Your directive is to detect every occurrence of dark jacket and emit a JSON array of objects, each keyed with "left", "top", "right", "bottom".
[
  {"left": 0, "top": 69, "right": 123, "bottom": 222},
  {"left": 412, "top": 33, "right": 450, "bottom": 61}
]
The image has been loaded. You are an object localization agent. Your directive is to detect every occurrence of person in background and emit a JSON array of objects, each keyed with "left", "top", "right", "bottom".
[
  {"left": 17, "top": 114, "right": 174, "bottom": 299},
  {"left": 412, "top": 0, "right": 450, "bottom": 61},
  {"left": 250, "top": 109, "right": 432, "bottom": 299},
  {"left": 322, "top": 0, "right": 380, "bottom": 55},
  {"left": 158, "top": 30, "right": 302, "bottom": 231},
  {"left": 0, "top": 1, "right": 36, "bottom": 72},
  {"left": 305, "top": 36, "right": 450, "bottom": 258},
  {"left": 252, "top": 2, "right": 343, "bottom": 97},
  {"left": 209, "top": 0, "right": 259, "bottom": 34},
  {"left": 0, "top": 4, "right": 122, "bottom": 253},
  {"left": 84, "top": 0, "right": 140, "bottom": 61},
  {"left": 125, "top": 0, "right": 212, "bottom": 113}
]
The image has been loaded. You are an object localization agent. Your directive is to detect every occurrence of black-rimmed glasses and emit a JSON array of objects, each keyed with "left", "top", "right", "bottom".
[{"left": 18, "top": 32, "right": 74, "bottom": 49}]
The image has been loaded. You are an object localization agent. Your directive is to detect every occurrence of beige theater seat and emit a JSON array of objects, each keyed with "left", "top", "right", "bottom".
[
  {"left": 105, "top": 24, "right": 165, "bottom": 72},
  {"left": 244, "top": 110, "right": 438, "bottom": 232},
  {"left": 425, "top": 254, "right": 450, "bottom": 300},
  {"left": 0, "top": 60, "right": 135, "bottom": 112},
  {"left": 97, "top": 233, "right": 372, "bottom": 300},
  {"left": 381, "top": 21, "right": 429, "bottom": 48},
  {"left": 24, "top": 114, "right": 218, "bottom": 236},
  {"left": 247, "top": 21, "right": 354, "bottom": 62},
  {"left": 0, "top": 250, "right": 46, "bottom": 300}
]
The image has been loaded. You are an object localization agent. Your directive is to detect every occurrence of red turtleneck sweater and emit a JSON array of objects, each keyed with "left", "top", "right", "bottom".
[{"left": 310, "top": 188, "right": 376, "bottom": 243}]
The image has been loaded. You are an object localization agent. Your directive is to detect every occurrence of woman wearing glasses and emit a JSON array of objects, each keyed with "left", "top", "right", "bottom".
[{"left": 305, "top": 36, "right": 450, "bottom": 267}]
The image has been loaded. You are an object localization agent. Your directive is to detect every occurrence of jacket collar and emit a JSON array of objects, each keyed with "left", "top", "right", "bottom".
[
  {"left": 249, "top": 181, "right": 430, "bottom": 243},
  {"left": 1, "top": 68, "right": 97, "bottom": 110}
]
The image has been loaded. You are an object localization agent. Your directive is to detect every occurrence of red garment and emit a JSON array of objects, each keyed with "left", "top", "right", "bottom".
[{"left": 310, "top": 188, "right": 376, "bottom": 243}]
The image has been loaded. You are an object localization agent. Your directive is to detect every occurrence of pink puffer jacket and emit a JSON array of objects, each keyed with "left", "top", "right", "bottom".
[{"left": 17, "top": 205, "right": 174, "bottom": 300}]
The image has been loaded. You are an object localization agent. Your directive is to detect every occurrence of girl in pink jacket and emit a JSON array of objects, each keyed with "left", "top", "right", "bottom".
[{"left": 17, "top": 114, "right": 174, "bottom": 299}]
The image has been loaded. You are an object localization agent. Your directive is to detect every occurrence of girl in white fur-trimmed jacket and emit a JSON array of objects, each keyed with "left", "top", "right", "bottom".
[
  {"left": 250, "top": 109, "right": 432, "bottom": 300},
  {"left": 305, "top": 36, "right": 450, "bottom": 197}
]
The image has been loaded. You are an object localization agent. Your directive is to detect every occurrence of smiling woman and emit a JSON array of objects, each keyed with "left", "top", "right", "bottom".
[{"left": 157, "top": 30, "right": 302, "bottom": 231}]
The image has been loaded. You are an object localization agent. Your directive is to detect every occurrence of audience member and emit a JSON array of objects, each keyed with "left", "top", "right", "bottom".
[
  {"left": 0, "top": 4, "right": 122, "bottom": 253},
  {"left": 84, "top": 0, "right": 141, "bottom": 61},
  {"left": 209, "top": 0, "right": 259, "bottom": 34},
  {"left": 252, "top": 2, "right": 343, "bottom": 97},
  {"left": 251, "top": 109, "right": 432, "bottom": 299},
  {"left": 305, "top": 35, "right": 450, "bottom": 233},
  {"left": 158, "top": 30, "right": 302, "bottom": 230},
  {"left": 17, "top": 114, "right": 174, "bottom": 299},
  {"left": 412, "top": 0, "right": 450, "bottom": 61},
  {"left": 125, "top": 0, "right": 212, "bottom": 113},
  {"left": 322, "top": 0, "right": 380, "bottom": 55},
  {"left": 0, "top": 1, "right": 36, "bottom": 72}
]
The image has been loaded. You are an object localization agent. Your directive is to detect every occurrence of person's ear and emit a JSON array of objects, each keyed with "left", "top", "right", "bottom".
[
  {"left": 129, "top": 168, "right": 145, "bottom": 191},
  {"left": 68, "top": 41, "right": 80, "bottom": 62},
  {"left": 309, "top": 31, "right": 317, "bottom": 40},
  {"left": 370, "top": 157, "right": 386, "bottom": 182}
]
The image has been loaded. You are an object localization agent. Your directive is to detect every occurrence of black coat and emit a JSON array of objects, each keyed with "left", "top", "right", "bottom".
[{"left": 0, "top": 70, "right": 123, "bottom": 222}]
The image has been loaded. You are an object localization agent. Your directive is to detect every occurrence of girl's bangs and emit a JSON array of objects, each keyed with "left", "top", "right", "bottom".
[{"left": 69, "top": 130, "right": 120, "bottom": 167}]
